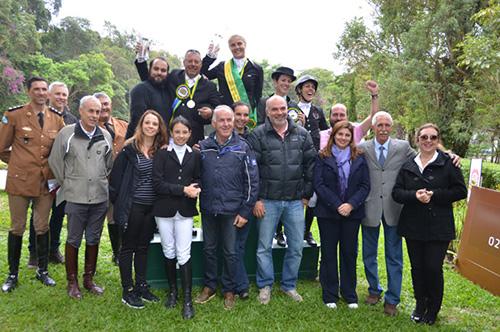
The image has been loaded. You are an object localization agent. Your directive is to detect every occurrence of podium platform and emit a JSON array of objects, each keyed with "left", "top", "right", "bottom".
[{"left": 146, "top": 220, "right": 319, "bottom": 288}]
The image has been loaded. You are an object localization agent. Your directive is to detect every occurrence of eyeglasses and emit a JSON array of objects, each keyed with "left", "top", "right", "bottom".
[{"left": 419, "top": 135, "right": 439, "bottom": 141}]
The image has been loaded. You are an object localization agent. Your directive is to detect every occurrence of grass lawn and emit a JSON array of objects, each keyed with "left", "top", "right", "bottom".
[{"left": 0, "top": 192, "right": 498, "bottom": 332}]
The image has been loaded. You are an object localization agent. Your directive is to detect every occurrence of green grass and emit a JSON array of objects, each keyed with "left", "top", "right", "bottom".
[{"left": 0, "top": 192, "right": 498, "bottom": 331}]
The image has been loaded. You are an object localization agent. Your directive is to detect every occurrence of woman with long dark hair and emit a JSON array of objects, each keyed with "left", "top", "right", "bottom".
[
  {"left": 109, "top": 110, "right": 168, "bottom": 309},
  {"left": 313, "top": 121, "right": 370, "bottom": 309},
  {"left": 392, "top": 123, "right": 466, "bottom": 325}
]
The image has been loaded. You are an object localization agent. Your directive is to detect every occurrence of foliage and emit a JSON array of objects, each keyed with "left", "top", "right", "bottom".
[{"left": 334, "top": 0, "right": 495, "bottom": 157}]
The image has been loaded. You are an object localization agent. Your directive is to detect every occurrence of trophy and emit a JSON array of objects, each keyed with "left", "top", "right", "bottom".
[
  {"left": 137, "top": 35, "right": 151, "bottom": 60},
  {"left": 208, "top": 33, "right": 223, "bottom": 58}
]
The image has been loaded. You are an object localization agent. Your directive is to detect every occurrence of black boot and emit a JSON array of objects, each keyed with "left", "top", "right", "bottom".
[
  {"left": 164, "top": 258, "right": 178, "bottom": 308},
  {"left": 2, "top": 232, "right": 22, "bottom": 292},
  {"left": 304, "top": 207, "right": 317, "bottom": 247},
  {"left": 180, "top": 259, "right": 194, "bottom": 319},
  {"left": 108, "top": 224, "right": 121, "bottom": 265},
  {"left": 36, "top": 232, "right": 56, "bottom": 287}
]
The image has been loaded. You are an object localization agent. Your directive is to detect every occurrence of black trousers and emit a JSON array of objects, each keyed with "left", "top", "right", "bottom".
[
  {"left": 317, "top": 217, "right": 361, "bottom": 304},
  {"left": 405, "top": 238, "right": 449, "bottom": 317},
  {"left": 119, "top": 203, "right": 155, "bottom": 289}
]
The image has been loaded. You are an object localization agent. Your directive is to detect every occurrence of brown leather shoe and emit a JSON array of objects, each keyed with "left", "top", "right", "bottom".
[
  {"left": 365, "top": 293, "right": 382, "bottom": 305},
  {"left": 223, "top": 292, "right": 235, "bottom": 310},
  {"left": 384, "top": 302, "right": 398, "bottom": 316},
  {"left": 194, "top": 287, "right": 215, "bottom": 304}
]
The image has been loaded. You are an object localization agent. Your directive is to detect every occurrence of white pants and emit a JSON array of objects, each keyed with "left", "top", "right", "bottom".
[{"left": 155, "top": 213, "right": 193, "bottom": 265}]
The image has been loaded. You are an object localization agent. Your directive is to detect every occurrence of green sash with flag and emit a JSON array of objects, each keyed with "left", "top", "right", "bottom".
[{"left": 224, "top": 59, "right": 256, "bottom": 128}]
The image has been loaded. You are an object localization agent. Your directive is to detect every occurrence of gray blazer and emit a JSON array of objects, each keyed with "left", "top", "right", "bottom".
[{"left": 359, "top": 138, "right": 415, "bottom": 227}]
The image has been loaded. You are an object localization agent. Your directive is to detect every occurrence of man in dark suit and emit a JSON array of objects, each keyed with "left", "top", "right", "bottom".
[
  {"left": 135, "top": 50, "right": 221, "bottom": 146},
  {"left": 358, "top": 111, "right": 415, "bottom": 316},
  {"left": 201, "top": 35, "right": 263, "bottom": 126}
]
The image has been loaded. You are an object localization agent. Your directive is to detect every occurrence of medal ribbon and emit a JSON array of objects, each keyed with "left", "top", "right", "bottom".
[
  {"left": 170, "top": 77, "right": 201, "bottom": 122},
  {"left": 224, "top": 59, "right": 256, "bottom": 127}
]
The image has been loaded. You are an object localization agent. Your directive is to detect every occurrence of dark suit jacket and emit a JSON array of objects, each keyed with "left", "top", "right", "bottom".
[
  {"left": 201, "top": 56, "right": 263, "bottom": 109},
  {"left": 152, "top": 145, "right": 201, "bottom": 218},
  {"left": 135, "top": 61, "right": 221, "bottom": 145}
]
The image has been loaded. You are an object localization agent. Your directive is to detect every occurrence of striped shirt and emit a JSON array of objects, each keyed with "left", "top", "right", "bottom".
[{"left": 132, "top": 153, "right": 155, "bottom": 205}]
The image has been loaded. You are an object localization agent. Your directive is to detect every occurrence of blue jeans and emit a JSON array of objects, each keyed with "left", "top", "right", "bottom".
[
  {"left": 201, "top": 213, "right": 237, "bottom": 294},
  {"left": 362, "top": 217, "right": 403, "bottom": 305},
  {"left": 234, "top": 215, "right": 253, "bottom": 293},
  {"left": 256, "top": 200, "right": 304, "bottom": 291}
]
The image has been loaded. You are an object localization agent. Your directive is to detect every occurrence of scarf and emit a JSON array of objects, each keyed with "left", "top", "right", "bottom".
[{"left": 332, "top": 145, "right": 351, "bottom": 201}]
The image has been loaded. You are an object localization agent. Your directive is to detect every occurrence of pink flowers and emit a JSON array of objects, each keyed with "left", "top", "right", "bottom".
[{"left": 2, "top": 65, "right": 24, "bottom": 94}]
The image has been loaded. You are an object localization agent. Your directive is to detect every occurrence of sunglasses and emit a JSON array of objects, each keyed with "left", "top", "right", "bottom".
[{"left": 419, "top": 134, "right": 439, "bottom": 141}]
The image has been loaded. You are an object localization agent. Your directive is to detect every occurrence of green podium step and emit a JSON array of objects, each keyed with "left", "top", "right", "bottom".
[{"left": 146, "top": 220, "right": 319, "bottom": 289}]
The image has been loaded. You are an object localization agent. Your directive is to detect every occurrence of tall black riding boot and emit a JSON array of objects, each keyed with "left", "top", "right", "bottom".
[
  {"left": 164, "top": 258, "right": 178, "bottom": 308},
  {"left": 304, "top": 207, "right": 317, "bottom": 247},
  {"left": 2, "top": 232, "right": 22, "bottom": 292},
  {"left": 36, "top": 232, "right": 56, "bottom": 287},
  {"left": 108, "top": 224, "right": 121, "bottom": 265},
  {"left": 180, "top": 259, "right": 195, "bottom": 319}
]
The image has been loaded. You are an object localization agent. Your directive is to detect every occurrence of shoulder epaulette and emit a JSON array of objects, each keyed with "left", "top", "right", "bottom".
[
  {"left": 48, "top": 106, "right": 63, "bottom": 116},
  {"left": 7, "top": 105, "right": 23, "bottom": 112}
]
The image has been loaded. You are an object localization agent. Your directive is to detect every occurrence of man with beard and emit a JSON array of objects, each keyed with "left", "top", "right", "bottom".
[
  {"left": 135, "top": 49, "right": 221, "bottom": 146},
  {"left": 248, "top": 96, "right": 316, "bottom": 305},
  {"left": 95, "top": 92, "right": 128, "bottom": 265},
  {"left": 126, "top": 56, "right": 171, "bottom": 138},
  {"left": 201, "top": 35, "right": 263, "bottom": 127}
]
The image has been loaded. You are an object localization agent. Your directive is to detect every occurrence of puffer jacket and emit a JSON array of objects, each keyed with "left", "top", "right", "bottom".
[
  {"left": 199, "top": 131, "right": 259, "bottom": 219},
  {"left": 247, "top": 116, "right": 316, "bottom": 201}
]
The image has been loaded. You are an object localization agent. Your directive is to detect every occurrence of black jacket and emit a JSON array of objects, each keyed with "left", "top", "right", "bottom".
[
  {"left": 152, "top": 145, "right": 200, "bottom": 218},
  {"left": 392, "top": 150, "right": 467, "bottom": 241},
  {"left": 126, "top": 79, "right": 172, "bottom": 138},
  {"left": 109, "top": 143, "right": 147, "bottom": 228},
  {"left": 199, "top": 131, "right": 259, "bottom": 219},
  {"left": 313, "top": 153, "right": 370, "bottom": 220},
  {"left": 248, "top": 117, "right": 316, "bottom": 201},
  {"left": 135, "top": 61, "right": 222, "bottom": 145},
  {"left": 201, "top": 56, "right": 263, "bottom": 109},
  {"left": 302, "top": 104, "right": 329, "bottom": 151}
]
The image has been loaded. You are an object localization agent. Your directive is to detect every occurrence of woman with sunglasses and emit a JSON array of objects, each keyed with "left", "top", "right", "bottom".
[{"left": 392, "top": 123, "right": 466, "bottom": 325}]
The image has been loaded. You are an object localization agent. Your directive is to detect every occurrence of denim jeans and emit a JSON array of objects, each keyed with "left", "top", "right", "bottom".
[
  {"left": 201, "top": 213, "right": 238, "bottom": 294},
  {"left": 362, "top": 216, "right": 403, "bottom": 305},
  {"left": 256, "top": 200, "right": 304, "bottom": 291}
]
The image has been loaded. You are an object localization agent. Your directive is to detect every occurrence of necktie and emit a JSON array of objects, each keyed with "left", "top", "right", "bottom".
[
  {"left": 38, "top": 112, "right": 44, "bottom": 129},
  {"left": 104, "top": 122, "right": 115, "bottom": 140},
  {"left": 378, "top": 146, "right": 386, "bottom": 166}
]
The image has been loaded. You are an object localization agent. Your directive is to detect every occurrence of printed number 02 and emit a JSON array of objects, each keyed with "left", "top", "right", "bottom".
[{"left": 487, "top": 236, "right": 500, "bottom": 249}]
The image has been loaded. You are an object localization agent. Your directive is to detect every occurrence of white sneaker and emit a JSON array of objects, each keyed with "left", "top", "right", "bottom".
[
  {"left": 325, "top": 302, "right": 337, "bottom": 309},
  {"left": 347, "top": 303, "right": 359, "bottom": 309},
  {"left": 258, "top": 286, "right": 271, "bottom": 305},
  {"left": 282, "top": 288, "right": 303, "bottom": 302}
]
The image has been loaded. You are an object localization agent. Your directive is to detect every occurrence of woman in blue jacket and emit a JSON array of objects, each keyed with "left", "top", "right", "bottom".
[
  {"left": 313, "top": 121, "right": 370, "bottom": 309},
  {"left": 109, "top": 110, "right": 168, "bottom": 309}
]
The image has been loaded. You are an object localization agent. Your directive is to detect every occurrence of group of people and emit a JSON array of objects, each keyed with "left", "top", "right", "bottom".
[{"left": 0, "top": 34, "right": 467, "bottom": 326}]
